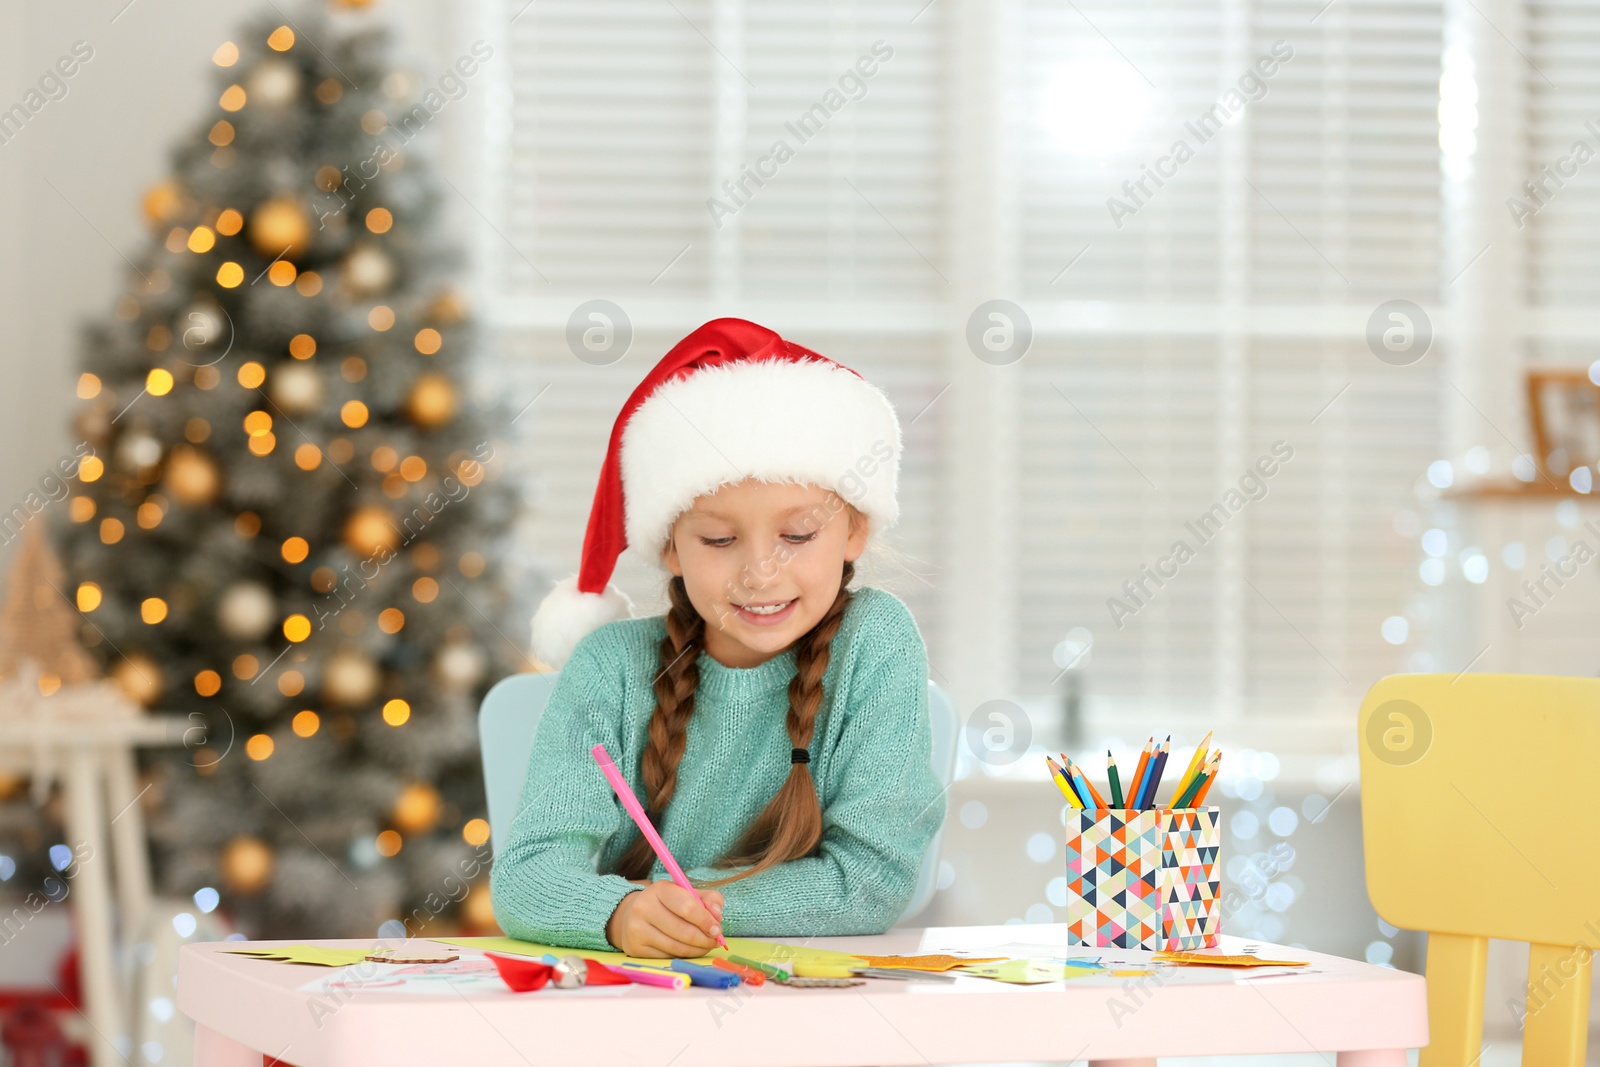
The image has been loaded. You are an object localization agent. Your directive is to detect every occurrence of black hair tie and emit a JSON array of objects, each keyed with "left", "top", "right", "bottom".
[{"left": 790, "top": 747, "right": 810, "bottom": 765}]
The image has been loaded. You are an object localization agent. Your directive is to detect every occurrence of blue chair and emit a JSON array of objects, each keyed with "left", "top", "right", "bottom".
[{"left": 479, "top": 671, "right": 959, "bottom": 926}]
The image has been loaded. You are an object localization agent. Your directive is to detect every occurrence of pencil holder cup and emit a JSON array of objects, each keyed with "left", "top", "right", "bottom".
[{"left": 1063, "top": 807, "right": 1222, "bottom": 951}]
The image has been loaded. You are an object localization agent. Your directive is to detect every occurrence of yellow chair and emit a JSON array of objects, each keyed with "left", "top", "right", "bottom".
[{"left": 1357, "top": 673, "right": 1600, "bottom": 1067}]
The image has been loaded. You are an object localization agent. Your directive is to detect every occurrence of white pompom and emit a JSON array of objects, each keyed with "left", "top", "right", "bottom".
[{"left": 528, "top": 575, "right": 634, "bottom": 669}]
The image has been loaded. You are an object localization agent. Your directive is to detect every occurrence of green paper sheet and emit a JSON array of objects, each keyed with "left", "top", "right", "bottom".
[
  {"left": 432, "top": 935, "right": 866, "bottom": 970},
  {"left": 222, "top": 945, "right": 380, "bottom": 967}
]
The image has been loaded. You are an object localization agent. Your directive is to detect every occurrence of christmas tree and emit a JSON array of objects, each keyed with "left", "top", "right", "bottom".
[{"left": 49, "top": 3, "right": 520, "bottom": 938}]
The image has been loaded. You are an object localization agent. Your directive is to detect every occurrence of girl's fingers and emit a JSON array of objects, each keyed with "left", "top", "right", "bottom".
[
  {"left": 651, "top": 903, "right": 717, "bottom": 950},
  {"left": 630, "top": 916, "right": 712, "bottom": 959},
  {"left": 660, "top": 886, "right": 720, "bottom": 937},
  {"left": 641, "top": 932, "right": 713, "bottom": 959},
  {"left": 701, "top": 890, "right": 725, "bottom": 918}
]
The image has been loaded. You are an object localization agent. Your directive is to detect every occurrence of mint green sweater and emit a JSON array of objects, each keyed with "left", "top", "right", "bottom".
[{"left": 489, "top": 585, "right": 944, "bottom": 951}]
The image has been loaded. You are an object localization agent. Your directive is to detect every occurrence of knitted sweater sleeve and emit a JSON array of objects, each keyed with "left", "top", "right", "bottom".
[
  {"left": 680, "top": 622, "right": 945, "bottom": 936},
  {"left": 487, "top": 630, "right": 642, "bottom": 951}
]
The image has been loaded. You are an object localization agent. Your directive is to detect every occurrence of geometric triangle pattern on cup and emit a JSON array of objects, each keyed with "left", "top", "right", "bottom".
[{"left": 1064, "top": 805, "right": 1223, "bottom": 951}]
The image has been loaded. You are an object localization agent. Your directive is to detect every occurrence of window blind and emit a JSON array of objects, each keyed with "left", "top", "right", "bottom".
[{"left": 487, "top": 0, "right": 1470, "bottom": 728}]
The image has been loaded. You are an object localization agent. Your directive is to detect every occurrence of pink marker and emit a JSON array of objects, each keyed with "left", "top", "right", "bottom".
[
  {"left": 591, "top": 743, "right": 729, "bottom": 950},
  {"left": 603, "top": 962, "right": 690, "bottom": 990}
]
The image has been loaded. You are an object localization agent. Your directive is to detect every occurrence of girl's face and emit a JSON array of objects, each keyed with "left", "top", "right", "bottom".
[{"left": 661, "top": 478, "right": 868, "bottom": 669}]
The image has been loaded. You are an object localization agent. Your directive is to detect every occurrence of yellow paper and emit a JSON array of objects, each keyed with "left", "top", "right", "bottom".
[
  {"left": 222, "top": 945, "right": 378, "bottom": 967},
  {"left": 792, "top": 961, "right": 858, "bottom": 978},
  {"left": 433, "top": 935, "right": 866, "bottom": 970}
]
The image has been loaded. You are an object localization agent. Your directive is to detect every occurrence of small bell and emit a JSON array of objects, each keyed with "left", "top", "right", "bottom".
[{"left": 552, "top": 955, "right": 588, "bottom": 989}]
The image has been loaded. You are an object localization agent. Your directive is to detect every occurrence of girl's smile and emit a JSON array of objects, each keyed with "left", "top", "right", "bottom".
[{"left": 731, "top": 596, "right": 800, "bottom": 626}]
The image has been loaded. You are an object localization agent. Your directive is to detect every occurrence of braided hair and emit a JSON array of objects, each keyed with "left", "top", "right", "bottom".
[{"left": 608, "top": 560, "right": 856, "bottom": 886}]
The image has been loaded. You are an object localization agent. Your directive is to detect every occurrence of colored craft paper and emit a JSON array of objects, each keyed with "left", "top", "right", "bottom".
[
  {"left": 294, "top": 956, "right": 631, "bottom": 997},
  {"left": 1153, "top": 951, "right": 1307, "bottom": 967},
  {"left": 222, "top": 945, "right": 378, "bottom": 967},
  {"left": 853, "top": 953, "right": 1006, "bottom": 972},
  {"left": 484, "top": 953, "right": 553, "bottom": 991},
  {"left": 954, "top": 959, "right": 1090, "bottom": 984}
]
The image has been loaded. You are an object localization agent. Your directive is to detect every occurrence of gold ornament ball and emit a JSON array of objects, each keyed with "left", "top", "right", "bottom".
[
  {"left": 217, "top": 581, "right": 276, "bottom": 641},
  {"left": 434, "top": 640, "right": 486, "bottom": 690},
  {"left": 331, "top": 0, "right": 378, "bottom": 7},
  {"left": 249, "top": 196, "right": 312, "bottom": 259},
  {"left": 164, "top": 445, "right": 221, "bottom": 506},
  {"left": 343, "top": 505, "right": 400, "bottom": 557},
  {"left": 222, "top": 835, "right": 274, "bottom": 894},
  {"left": 322, "top": 649, "right": 380, "bottom": 706},
  {"left": 269, "top": 362, "right": 324, "bottom": 414},
  {"left": 112, "top": 653, "right": 164, "bottom": 707},
  {"left": 406, "top": 373, "right": 458, "bottom": 430},
  {"left": 427, "top": 288, "right": 467, "bottom": 325},
  {"left": 142, "top": 179, "right": 186, "bottom": 229},
  {"left": 462, "top": 882, "right": 496, "bottom": 930},
  {"left": 392, "top": 783, "right": 442, "bottom": 834},
  {"left": 342, "top": 244, "right": 394, "bottom": 296},
  {"left": 245, "top": 57, "right": 301, "bottom": 109}
]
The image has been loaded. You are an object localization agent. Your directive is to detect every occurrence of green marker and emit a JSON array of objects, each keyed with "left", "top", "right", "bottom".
[{"left": 724, "top": 952, "right": 790, "bottom": 983}]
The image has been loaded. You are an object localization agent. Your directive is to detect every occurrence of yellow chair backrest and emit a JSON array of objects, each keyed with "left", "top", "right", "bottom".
[{"left": 1357, "top": 673, "right": 1600, "bottom": 1067}]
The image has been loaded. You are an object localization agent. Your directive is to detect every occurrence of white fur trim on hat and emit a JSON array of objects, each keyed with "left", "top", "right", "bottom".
[
  {"left": 619, "top": 357, "right": 902, "bottom": 560},
  {"left": 528, "top": 574, "right": 636, "bottom": 669}
]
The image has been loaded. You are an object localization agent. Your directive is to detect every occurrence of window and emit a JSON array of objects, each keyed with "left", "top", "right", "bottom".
[{"left": 479, "top": 0, "right": 1570, "bottom": 735}]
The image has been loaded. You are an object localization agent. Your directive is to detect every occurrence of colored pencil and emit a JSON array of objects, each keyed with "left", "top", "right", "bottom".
[
  {"left": 1107, "top": 751, "right": 1124, "bottom": 808},
  {"left": 1172, "top": 762, "right": 1208, "bottom": 808},
  {"left": 1046, "top": 757, "right": 1083, "bottom": 807},
  {"left": 1125, "top": 737, "right": 1153, "bottom": 810},
  {"left": 1137, "top": 736, "right": 1170, "bottom": 809},
  {"left": 1073, "top": 761, "right": 1105, "bottom": 809},
  {"left": 1192, "top": 752, "right": 1222, "bottom": 805},
  {"left": 1172, "top": 731, "right": 1213, "bottom": 802}
]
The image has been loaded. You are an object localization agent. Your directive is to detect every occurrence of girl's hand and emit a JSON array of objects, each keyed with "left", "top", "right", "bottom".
[{"left": 606, "top": 880, "right": 725, "bottom": 958}]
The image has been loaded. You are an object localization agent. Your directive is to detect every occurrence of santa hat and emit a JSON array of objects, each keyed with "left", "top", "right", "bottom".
[{"left": 528, "top": 317, "right": 903, "bottom": 669}]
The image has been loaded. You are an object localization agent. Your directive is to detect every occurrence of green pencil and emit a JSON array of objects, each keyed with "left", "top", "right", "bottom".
[
  {"left": 1173, "top": 765, "right": 1208, "bottom": 808},
  {"left": 1107, "top": 750, "right": 1124, "bottom": 808}
]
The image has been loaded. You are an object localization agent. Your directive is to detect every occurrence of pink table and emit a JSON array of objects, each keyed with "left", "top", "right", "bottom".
[{"left": 178, "top": 924, "right": 1427, "bottom": 1066}]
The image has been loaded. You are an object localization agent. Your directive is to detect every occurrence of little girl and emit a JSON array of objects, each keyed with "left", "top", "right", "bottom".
[{"left": 489, "top": 318, "right": 944, "bottom": 958}]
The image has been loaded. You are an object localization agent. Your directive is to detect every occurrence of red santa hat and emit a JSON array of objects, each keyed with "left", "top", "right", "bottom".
[{"left": 528, "top": 317, "right": 903, "bottom": 669}]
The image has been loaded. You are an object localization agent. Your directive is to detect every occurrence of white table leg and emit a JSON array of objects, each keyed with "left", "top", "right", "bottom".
[
  {"left": 193, "top": 1023, "right": 265, "bottom": 1067},
  {"left": 1336, "top": 1050, "right": 1408, "bottom": 1066},
  {"left": 104, "top": 746, "right": 153, "bottom": 942},
  {"left": 64, "top": 746, "right": 127, "bottom": 1067}
]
